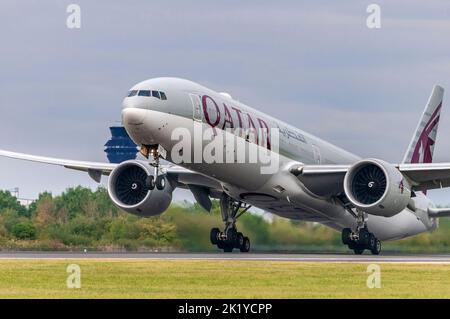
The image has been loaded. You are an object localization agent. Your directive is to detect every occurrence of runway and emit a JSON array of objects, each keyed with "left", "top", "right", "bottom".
[{"left": 1, "top": 252, "right": 450, "bottom": 263}]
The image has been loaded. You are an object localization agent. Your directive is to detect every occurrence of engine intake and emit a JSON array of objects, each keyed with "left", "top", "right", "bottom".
[
  {"left": 114, "top": 164, "right": 151, "bottom": 205},
  {"left": 350, "top": 163, "right": 386, "bottom": 205},
  {"left": 108, "top": 160, "right": 173, "bottom": 217},
  {"left": 344, "top": 159, "right": 411, "bottom": 217}
]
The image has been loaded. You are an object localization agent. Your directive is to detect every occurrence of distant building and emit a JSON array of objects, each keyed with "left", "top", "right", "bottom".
[
  {"left": 104, "top": 126, "right": 139, "bottom": 163},
  {"left": 8, "top": 188, "right": 34, "bottom": 207},
  {"left": 18, "top": 198, "right": 33, "bottom": 207}
]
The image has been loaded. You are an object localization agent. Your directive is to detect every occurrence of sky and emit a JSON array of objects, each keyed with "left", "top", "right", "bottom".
[{"left": 1, "top": 1, "right": 450, "bottom": 204}]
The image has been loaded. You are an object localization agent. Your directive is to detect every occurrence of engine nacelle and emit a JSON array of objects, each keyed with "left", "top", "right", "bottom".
[
  {"left": 108, "top": 160, "right": 173, "bottom": 217},
  {"left": 343, "top": 159, "right": 411, "bottom": 217}
]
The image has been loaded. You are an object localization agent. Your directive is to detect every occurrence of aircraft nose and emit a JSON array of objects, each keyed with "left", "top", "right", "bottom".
[{"left": 122, "top": 107, "right": 147, "bottom": 126}]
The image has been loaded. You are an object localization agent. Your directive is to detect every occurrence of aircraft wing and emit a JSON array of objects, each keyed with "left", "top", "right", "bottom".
[
  {"left": 397, "top": 163, "right": 450, "bottom": 190},
  {"left": 290, "top": 162, "right": 450, "bottom": 196},
  {"left": 0, "top": 149, "right": 117, "bottom": 176},
  {"left": 0, "top": 149, "right": 223, "bottom": 208}
]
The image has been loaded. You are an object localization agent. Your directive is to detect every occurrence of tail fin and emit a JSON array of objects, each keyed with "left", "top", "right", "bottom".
[{"left": 402, "top": 85, "right": 444, "bottom": 164}]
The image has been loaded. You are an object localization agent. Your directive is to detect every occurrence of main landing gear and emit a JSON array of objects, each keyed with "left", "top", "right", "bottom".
[
  {"left": 141, "top": 144, "right": 166, "bottom": 190},
  {"left": 210, "top": 193, "right": 252, "bottom": 253},
  {"left": 342, "top": 210, "right": 381, "bottom": 255}
]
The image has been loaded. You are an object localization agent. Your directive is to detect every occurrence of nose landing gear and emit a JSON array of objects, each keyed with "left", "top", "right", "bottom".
[
  {"left": 342, "top": 210, "right": 381, "bottom": 255},
  {"left": 141, "top": 144, "right": 166, "bottom": 191},
  {"left": 210, "top": 193, "right": 252, "bottom": 253}
]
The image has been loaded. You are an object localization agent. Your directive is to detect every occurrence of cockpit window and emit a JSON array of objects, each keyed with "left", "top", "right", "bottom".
[
  {"left": 152, "top": 91, "right": 161, "bottom": 99},
  {"left": 138, "top": 90, "right": 151, "bottom": 97},
  {"left": 127, "top": 90, "right": 138, "bottom": 97},
  {"left": 129, "top": 89, "right": 167, "bottom": 100}
]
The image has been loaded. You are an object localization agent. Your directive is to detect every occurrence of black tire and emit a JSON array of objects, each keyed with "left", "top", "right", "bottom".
[
  {"left": 210, "top": 228, "right": 220, "bottom": 245},
  {"left": 240, "top": 237, "right": 250, "bottom": 253},
  {"left": 226, "top": 228, "right": 237, "bottom": 244},
  {"left": 146, "top": 176, "right": 155, "bottom": 190},
  {"left": 354, "top": 248, "right": 364, "bottom": 255},
  {"left": 371, "top": 239, "right": 381, "bottom": 255},
  {"left": 342, "top": 228, "right": 352, "bottom": 245},
  {"left": 156, "top": 175, "right": 166, "bottom": 190},
  {"left": 236, "top": 232, "right": 244, "bottom": 248},
  {"left": 368, "top": 233, "right": 376, "bottom": 250},
  {"left": 223, "top": 245, "right": 233, "bottom": 253},
  {"left": 358, "top": 228, "right": 370, "bottom": 247}
]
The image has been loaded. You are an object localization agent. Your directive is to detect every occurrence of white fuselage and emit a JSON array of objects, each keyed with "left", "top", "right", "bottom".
[{"left": 122, "top": 77, "right": 436, "bottom": 241}]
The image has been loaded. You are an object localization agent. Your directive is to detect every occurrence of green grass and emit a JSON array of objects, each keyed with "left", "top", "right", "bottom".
[{"left": 0, "top": 259, "right": 449, "bottom": 298}]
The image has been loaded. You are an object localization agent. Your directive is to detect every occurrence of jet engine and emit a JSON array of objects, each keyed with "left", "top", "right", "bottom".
[
  {"left": 343, "top": 159, "right": 411, "bottom": 217},
  {"left": 108, "top": 160, "right": 173, "bottom": 217}
]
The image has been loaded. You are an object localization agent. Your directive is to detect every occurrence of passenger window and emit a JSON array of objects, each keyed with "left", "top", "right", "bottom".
[
  {"left": 127, "top": 90, "right": 138, "bottom": 97},
  {"left": 138, "top": 90, "right": 151, "bottom": 97},
  {"left": 160, "top": 92, "right": 167, "bottom": 100},
  {"left": 152, "top": 91, "right": 161, "bottom": 99}
]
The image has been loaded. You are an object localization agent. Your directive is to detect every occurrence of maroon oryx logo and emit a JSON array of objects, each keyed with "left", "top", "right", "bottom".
[{"left": 411, "top": 102, "right": 442, "bottom": 164}]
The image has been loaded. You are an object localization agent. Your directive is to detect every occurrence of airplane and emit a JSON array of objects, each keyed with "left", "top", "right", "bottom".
[{"left": 1, "top": 77, "right": 450, "bottom": 255}]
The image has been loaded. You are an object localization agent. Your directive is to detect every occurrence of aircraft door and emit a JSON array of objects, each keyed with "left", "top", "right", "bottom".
[{"left": 190, "top": 94, "right": 203, "bottom": 122}]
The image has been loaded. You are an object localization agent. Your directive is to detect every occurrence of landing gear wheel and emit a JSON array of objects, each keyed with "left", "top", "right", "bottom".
[
  {"left": 146, "top": 176, "right": 155, "bottom": 190},
  {"left": 223, "top": 245, "right": 233, "bottom": 253},
  {"left": 211, "top": 193, "right": 253, "bottom": 253},
  {"left": 226, "top": 228, "right": 237, "bottom": 245},
  {"left": 342, "top": 228, "right": 352, "bottom": 245},
  {"left": 240, "top": 237, "right": 250, "bottom": 253},
  {"left": 210, "top": 228, "right": 220, "bottom": 245},
  {"left": 368, "top": 234, "right": 376, "bottom": 251},
  {"left": 358, "top": 228, "right": 370, "bottom": 247},
  {"left": 348, "top": 242, "right": 356, "bottom": 250},
  {"left": 236, "top": 232, "right": 244, "bottom": 248},
  {"left": 371, "top": 239, "right": 381, "bottom": 255},
  {"left": 345, "top": 226, "right": 381, "bottom": 255},
  {"left": 155, "top": 175, "right": 166, "bottom": 190},
  {"left": 345, "top": 210, "right": 382, "bottom": 255}
]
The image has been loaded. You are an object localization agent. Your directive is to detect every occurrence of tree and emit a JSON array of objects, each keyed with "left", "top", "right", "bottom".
[
  {"left": 54, "top": 186, "right": 95, "bottom": 219},
  {"left": 12, "top": 220, "right": 36, "bottom": 240},
  {"left": 28, "top": 191, "right": 52, "bottom": 217},
  {"left": 33, "top": 193, "right": 59, "bottom": 228},
  {"left": 0, "top": 190, "right": 29, "bottom": 217},
  {"left": 93, "top": 187, "right": 120, "bottom": 218}
]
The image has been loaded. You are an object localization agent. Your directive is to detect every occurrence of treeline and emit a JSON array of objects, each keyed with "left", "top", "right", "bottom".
[{"left": 0, "top": 187, "right": 449, "bottom": 252}]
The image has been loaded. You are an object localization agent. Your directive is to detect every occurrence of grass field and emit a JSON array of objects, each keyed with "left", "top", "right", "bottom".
[{"left": 0, "top": 259, "right": 449, "bottom": 298}]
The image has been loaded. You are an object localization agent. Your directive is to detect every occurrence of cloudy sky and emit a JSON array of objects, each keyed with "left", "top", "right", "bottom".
[{"left": 1, "top": 1, "right": 450, "bottom": 204}]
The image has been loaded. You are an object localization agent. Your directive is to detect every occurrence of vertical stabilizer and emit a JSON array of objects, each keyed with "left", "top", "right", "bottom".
[{"left": 402, "top": 85, "right": 444, "bottom": 164}]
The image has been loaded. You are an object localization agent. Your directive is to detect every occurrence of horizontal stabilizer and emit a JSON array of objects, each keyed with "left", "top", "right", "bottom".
[{"left": 428, "top": 207, "right": 450, "bottom": 218}]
